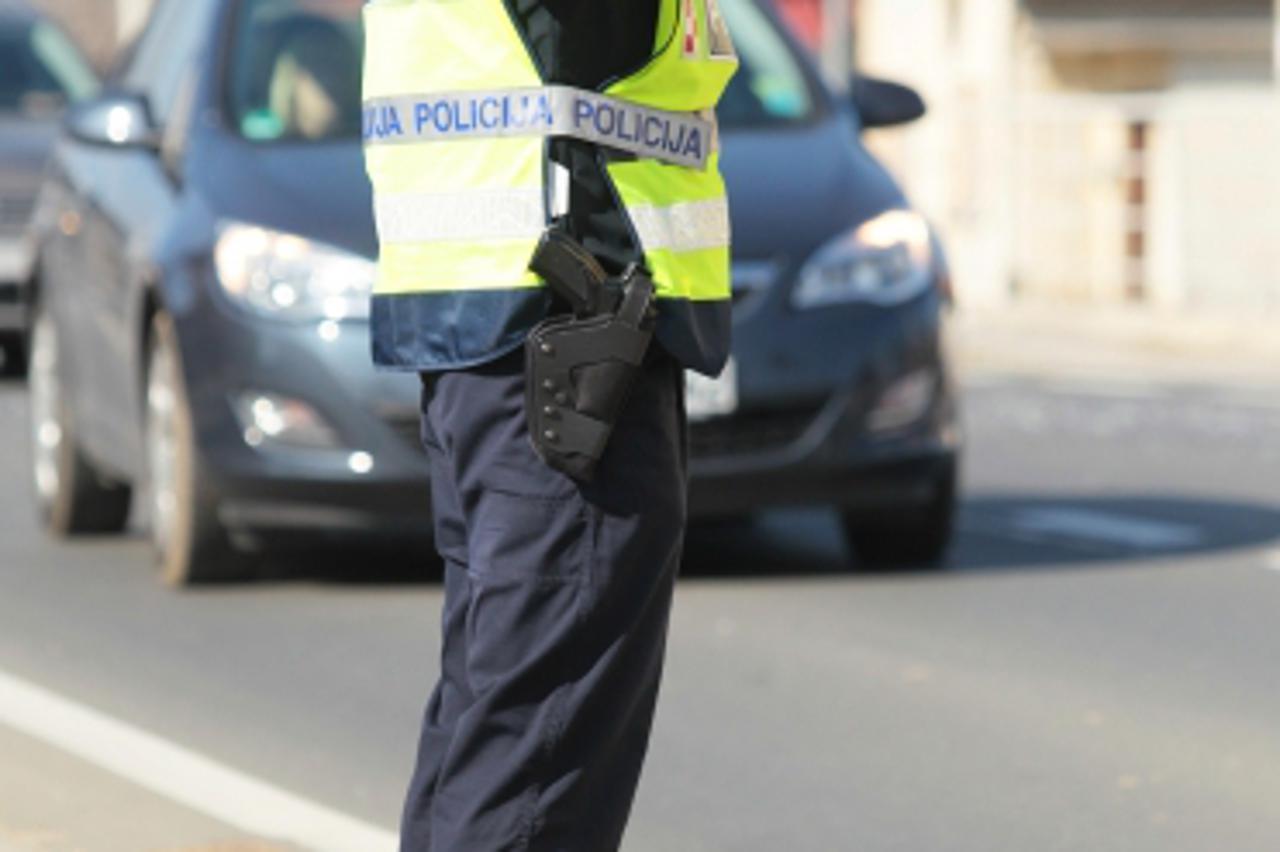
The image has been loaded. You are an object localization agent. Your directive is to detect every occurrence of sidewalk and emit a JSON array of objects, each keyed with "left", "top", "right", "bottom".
[{"left": 950, "top": 302, "right": 1280, "bottom": 388}]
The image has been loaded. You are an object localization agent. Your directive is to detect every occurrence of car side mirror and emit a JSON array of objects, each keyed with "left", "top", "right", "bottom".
[
  {"left": 851, "top": 76, "right": 926, "bottom": 129},
  {"left": 65, "top": 92, "right": 160, "bottom": 150}
]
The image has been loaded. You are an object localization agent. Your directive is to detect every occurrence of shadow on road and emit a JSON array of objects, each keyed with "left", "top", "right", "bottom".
[
  {"left": 254, "top": 539, "right": 442, "bottom": 585},
  {"left": 948, "top": 493, "right": 1280, "bottom": 573},
  {"left": 679, "top": 493, "right": 1280, "bottom": 581},
  {"left": 682, "top": 513, "right": 847, "bottom": 579},
  {"left": 23, "top": 493, "right": 1280, "bottom": 587},
  {"left": 241, "top": 491, "right": 1280, "bottom": 584}
]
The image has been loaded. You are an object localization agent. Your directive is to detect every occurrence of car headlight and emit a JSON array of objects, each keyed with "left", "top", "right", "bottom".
[
  {"left": 213, "top": 223, "right": 374, "bottom": 321},
  {"left": 792, "top": 209, "right": 933, "bottom": 309}
]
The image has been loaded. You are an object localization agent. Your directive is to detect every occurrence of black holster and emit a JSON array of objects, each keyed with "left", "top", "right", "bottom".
[{"left": 526, "top": 266, "right": 656, "bottom": 481}]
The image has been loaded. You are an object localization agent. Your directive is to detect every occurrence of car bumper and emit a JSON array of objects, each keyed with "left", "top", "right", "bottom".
[
  {"left": 688, "top": 396, "right": 959, "bottom": 517},
  {"left": 174, "top": 277, "right": 430, "bottom": 539},
  {"left": 688, "top": 284, "right": 961, "bottom": 517},
  {"left": 212, "top": 467, "right": 432, "bottom": 544},
  {"left": 173, "top": 263, "right": 960, "bottom": 536}
]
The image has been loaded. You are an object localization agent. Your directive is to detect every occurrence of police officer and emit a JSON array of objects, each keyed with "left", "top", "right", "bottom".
[{"left": 361, "top": 1, "right": 737, "bottom": 848}]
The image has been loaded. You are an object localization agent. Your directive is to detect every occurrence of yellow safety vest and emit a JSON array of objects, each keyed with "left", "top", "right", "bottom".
[{"left": 362, "top": 0, "right": 738, "bottom": 374}]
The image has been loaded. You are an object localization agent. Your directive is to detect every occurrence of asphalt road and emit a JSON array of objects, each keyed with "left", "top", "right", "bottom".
[{"left": 1, "top": 371, "right": 1279, "bottom": 852}]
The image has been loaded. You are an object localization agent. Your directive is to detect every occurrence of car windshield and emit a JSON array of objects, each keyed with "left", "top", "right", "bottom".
[
  {"left": 717, "top": 0, "right": 817, "bottom": 128},
  {"left": 226, "top": 0, "right": 813, "bottom": 142},
  {"left": 228, "top": 0, "right": 365, "bottom": 142},
  {"left": 0, "top": 18, "right": 98, "bottom": 115}
]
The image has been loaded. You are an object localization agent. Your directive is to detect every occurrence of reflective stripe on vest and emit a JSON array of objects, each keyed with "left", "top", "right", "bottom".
[
  {"left": 363, "top": 85, "right": 717, "bottom": 170},
  {"left": 623, "top": 199, "right": 730, "bottom": 254},
  {"left": 375, "top": 188, "right": 544, "bottom": 245},
  {"left": 374, "top": 189, "right": 730, "bottom": 255}
]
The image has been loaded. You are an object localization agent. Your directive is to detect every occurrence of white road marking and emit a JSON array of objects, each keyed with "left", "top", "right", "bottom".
[
  {"left": 1264, "top": 550, "right": 1280, "bottom": 574},
  {"left": 0, "top": 668, "right": 397, "bottom": 852},
  {"left": 1011, "top": 508, "right": 1203, "bottom": 550}
]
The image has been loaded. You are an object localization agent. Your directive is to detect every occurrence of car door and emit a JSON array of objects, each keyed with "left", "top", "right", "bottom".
[{"left": 65, "top": 0, "right": 218, "bottom": 476}]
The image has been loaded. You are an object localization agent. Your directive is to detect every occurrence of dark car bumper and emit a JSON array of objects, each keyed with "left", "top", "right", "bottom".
[
  {"left": 173, "top": 277, "right": 430, "bottom": 541},
  {"left": 688, "top": 391, "right": 959, "bottom": 517},
  {"left": 174, "top": 261, "right": 959, "bottom": 538},
  {"left": 212, "top": 467, "right": 432, "bottom": 545},
  {"left": 688, "top": 280, "right": 961, "bottom": 517}
]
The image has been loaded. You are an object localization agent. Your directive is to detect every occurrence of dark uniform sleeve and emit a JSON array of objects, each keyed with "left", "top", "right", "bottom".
[
  {"left": 507, "top": 0, "right": 660, "bottom": 88},
  {"left": 504, "top": 0, "right": 662, "bottom": 275}
]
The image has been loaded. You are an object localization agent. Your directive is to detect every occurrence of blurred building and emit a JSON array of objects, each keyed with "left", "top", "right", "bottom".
[
  {"left": 848, "top": 0, "right": 1280, "bottom": 315},
  {"left": 34, "top": 0, "right": 150, "bottom": 69}
]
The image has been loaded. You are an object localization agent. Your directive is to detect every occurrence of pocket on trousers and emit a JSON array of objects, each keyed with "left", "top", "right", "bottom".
[{"left": 470, "top": 489, "right": 593, "bottom": 583}]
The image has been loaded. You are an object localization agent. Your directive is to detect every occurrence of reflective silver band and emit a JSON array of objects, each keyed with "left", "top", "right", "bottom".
[
  {"left": 374, "top": 188, "right": 545, "bottom": 245},
  {"left": 628, "top": 199, "right": 731, "bottom": 254},
  {"left": 362, "top": 85, "right": 717, "bottom": 169},
  {"left": 375, "top": 188, "right": 731, "bottom": 253}
]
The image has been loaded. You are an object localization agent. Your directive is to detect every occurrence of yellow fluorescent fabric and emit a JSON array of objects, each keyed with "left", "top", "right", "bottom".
[
  {"left": 363, "top": 0, "right": 544, "bottom": 297},
  {"left": 607, "top": 0, "right": 739, "bottom": 111},
  {"left": 376, "top": 242, "right": 543, "bottom": 295},
  {"left": 364, "top": 138, "right": 543, "bottom": 196},
  {"left": 647, "top": 247, "right": 732, "bottom": 301},
  {"left": 363, "top": 0, "right": 737, "bottom": 300},
  {"left": 605, "top": 1, "right": 737, "bottom": 302},
  {"left": 607, "top": 153, "right": 730, "bottom": 205},
  {"left": 608, "top": 153, "right": 732, "bottom": 301}
]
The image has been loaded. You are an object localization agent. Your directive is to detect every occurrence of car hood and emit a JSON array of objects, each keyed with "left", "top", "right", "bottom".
[
  {"left": 720, "top": 113, "right": 907, "bottom": 267},
  {"left": 197, "top": 136, "right": 377, "bottom": 259}
]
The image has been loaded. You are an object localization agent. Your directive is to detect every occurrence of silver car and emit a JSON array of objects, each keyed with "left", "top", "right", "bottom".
[{"left": 0, "top": 0, "right": 97, "bottom": 375}]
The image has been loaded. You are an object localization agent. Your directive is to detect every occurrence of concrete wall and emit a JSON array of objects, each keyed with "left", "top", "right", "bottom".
[
  {"left": 1147, "top": 92, "right": 1280, "bottom": 312},
  {"left": 34, "top": 0, "right": 153, "bottom": 70},
  {"left": 34, "top": 0, "right": 118, "bottom": 69},
  {"left": 850, "top": 0, "right": 1280, "bottom": 317},
  {"left": 854, "top": 0, "right": 1017, "bottom": 307}
]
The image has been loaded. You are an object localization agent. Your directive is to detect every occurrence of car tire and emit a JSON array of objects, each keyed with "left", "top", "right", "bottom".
[
  {"left": 1, "top": 334, "right": 27, "bottom": 377},
  {"left": 28, "top": 306, "right": 132, "bottom": 535},
  {"left": 145, "top": 312, "right": 250, "bottom": 586},
  {"left": 842, "top": 463, "right": 957, "bottom": 569}
]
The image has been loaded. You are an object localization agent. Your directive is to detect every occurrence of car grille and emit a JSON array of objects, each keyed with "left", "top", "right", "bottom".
[
  {"left": 0, "top": 194, "right": 35, "bottom": 232},
  {"left": 689, "top": 403, "right": 824, "bottom": 458},
  {"left": 393, "top": 403, "right": 822, "bottom": 461}
]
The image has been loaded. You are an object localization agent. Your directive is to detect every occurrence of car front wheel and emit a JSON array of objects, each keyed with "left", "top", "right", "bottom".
[
  {"left": 28, "top": 306, "right": 131, "bottom": 534},
  {"left": 145, "top": 313, "right": 249, "bottom": 586},
  {"left": 842, "top": 463, "right": 957, "bottom": 569}
]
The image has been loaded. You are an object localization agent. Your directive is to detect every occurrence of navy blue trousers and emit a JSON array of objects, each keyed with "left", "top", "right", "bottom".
[{"left": 401, "top": 349, "right": 688, "bottom": 851}]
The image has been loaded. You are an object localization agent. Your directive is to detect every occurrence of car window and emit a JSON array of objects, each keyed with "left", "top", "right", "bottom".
[
  {"left": 717, "top": 0, "right": 818, "bottom": 128},
  {"left": 227, "top": 0, "right": 364, "bottom": 142},
  {"left": 0, "top": 18, "right": 98, "bottom": 114},
  {"left": 120, "top": 0, "right": 219, "bottom": 125}
]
